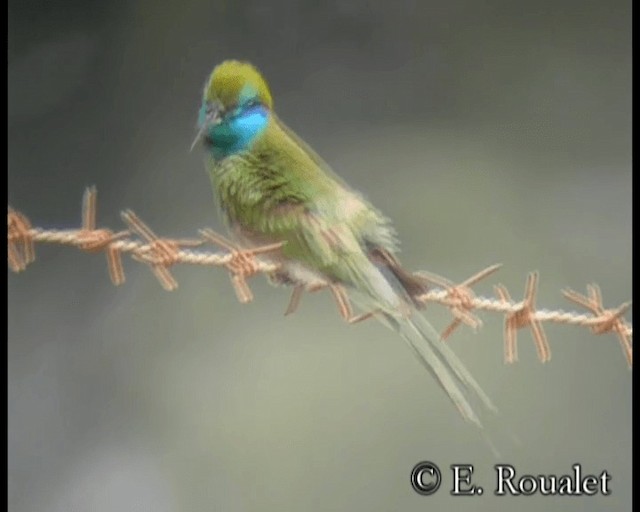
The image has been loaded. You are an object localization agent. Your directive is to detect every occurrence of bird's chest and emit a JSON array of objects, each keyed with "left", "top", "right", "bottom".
[
  {"left": 209, "top": 154, "right": 276, "bottom": 225},
  {"left": 211, "top": 154, "right": 324, "bottom": 257}
]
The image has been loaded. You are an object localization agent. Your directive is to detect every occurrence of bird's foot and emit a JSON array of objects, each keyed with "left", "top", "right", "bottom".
[
  {"left": 284, "top": 282, "right": 327, "bottom": 316},
  {"left": 283, "top": 282, "right": 377, "bottom": 323},
  {"left": 329, "top": 284, "right": 378, "bottom": 324}
]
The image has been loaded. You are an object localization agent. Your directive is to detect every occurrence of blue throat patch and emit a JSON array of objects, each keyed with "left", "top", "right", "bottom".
[{"left": 206, "top": 104, "right": 269, "bottom": 159}]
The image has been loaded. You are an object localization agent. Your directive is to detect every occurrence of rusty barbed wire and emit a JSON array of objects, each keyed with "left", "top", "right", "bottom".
[
  {"left": 7, "top": 188, "right": 632, "bottom": 368},
  {"left": 7, "top": 188, "right": 282, "bottom": 302}
]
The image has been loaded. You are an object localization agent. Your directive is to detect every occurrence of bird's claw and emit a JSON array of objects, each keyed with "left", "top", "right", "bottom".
[{"left": 283, "top": 281, "right": 377, "bottom": 324}]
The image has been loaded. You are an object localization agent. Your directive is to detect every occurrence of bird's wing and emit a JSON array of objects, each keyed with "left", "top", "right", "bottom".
[
  {"left": 269, "top": 114, "right": 354, "bottom": 191},
  {"left": 269, "top": 114, "right": 401, "bottom": 251}
]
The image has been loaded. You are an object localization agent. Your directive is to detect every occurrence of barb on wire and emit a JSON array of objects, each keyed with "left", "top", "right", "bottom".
[
  {"left": 199, "top": 228, "right": 284, "bottom": 303},
  {"left": 7, "top": 188, "right": 632, "bottom": 368},
  {"left": 7, "top": 206, "right": 35, "bottom": 272},
  {"left": 493, "top": 273, "right": 550, "bottom": 364},
  {"left": 416, "top": 264, "right": 503, "bottom": 340},
  {"left": 562, "top": 286, "right": 632, "bottom": 367},
  {"left": 77, "top": 186, "right": 130, "bottom": 285},
  {"left": 121, "top": 209, "right": 203, "bottom": 291}
]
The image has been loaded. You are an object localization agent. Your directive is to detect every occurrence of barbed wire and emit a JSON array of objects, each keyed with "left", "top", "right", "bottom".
[{"left": 8, "top": 188, "right": 632, "bottom": 368}]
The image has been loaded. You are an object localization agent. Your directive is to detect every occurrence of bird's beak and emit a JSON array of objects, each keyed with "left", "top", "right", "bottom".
[
  {"left": 190, "top": 102, "right": 223, "bottom": 152},
  {"left": 190, "top": 126, "right": 206, "bottom": 152}
]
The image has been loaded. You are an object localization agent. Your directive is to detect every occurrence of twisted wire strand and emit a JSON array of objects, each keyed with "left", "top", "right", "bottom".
[{"left": 8, "top": 188, "right": 632, "bottom": 368}]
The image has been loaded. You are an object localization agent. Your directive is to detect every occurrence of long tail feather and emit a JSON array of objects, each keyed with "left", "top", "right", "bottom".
[
  {"left": 409, "top": 312, "right": 498, "bottom": 414},
  {"left": 381, "top": 311, "right": 493, "bottom": 428}
]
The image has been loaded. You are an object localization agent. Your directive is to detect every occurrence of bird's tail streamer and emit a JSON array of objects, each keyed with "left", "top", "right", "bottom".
[{"left": 378, "top": 309, "right": 514, "bottom": 456}]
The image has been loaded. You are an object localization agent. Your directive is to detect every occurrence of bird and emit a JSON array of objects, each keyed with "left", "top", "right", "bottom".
[{"left": 191, "top": 60, "right": 497, "bottom": 428}]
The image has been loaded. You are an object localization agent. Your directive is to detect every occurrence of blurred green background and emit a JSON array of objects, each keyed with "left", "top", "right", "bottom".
[{"left": 8, "top": 1, "right": 631, "bottom": 511}]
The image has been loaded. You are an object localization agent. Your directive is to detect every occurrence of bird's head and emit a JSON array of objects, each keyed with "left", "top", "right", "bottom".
[{"left": 192, "top": 60, "right": 273, "bottom": 156}]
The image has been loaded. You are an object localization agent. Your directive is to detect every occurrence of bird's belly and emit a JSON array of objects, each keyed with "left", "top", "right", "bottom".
[{"left": 278, "top": 260, "right": 328, "bottom": 289}]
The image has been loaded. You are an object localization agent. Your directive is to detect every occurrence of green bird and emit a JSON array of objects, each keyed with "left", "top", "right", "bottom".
[{"left": 192, "top": 60, "right": 497, "bottom": 428}]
